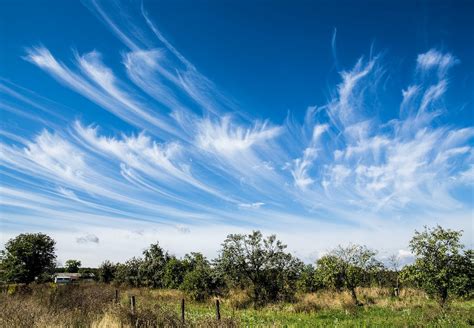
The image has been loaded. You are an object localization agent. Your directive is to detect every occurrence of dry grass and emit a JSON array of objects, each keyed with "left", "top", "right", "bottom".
[
  {"left": 0, "top": 284, "right": 471, "bottom": 327},
  {"left": 291, "top": 287, "right": 429, "bottom": 313},
  {"left": 225, "top": 289, "right": 253, "bottom": 310},
  {"left": 0, "top": 284, "right": 115, "bottom": 328},
  {"left": 0, "top": 284, "right": 236, "bottom": 328}
]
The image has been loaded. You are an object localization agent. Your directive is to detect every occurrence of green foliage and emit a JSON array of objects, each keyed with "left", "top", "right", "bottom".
[
  {"left": 64, "top": 259, "right": 81, "bottom": 273},
  {"left": 3, "top": 225, "right": 472, "bottom": 311},
  {"left": 216, "top": 231, "right": 303, "bottom": 306},
  {"left": 297, "top": 264, "right": 319, "bottom": 293},
  {"left": 450, "top": 249, "right": 474, "bottom": 298},
  {"left": 77, "top": 267, "right": 97, "bottom": 280},
  {"left": 316, "top": 245, "right": 382, "bottom": 305},
  {"left": 0, "top": 233, "right": 56, "bottom": 283},
  {"left": 162, "top": 257, "right": 189, "bottom": 289},
  {"left": 315, "top": 255, "right": 345, "bottom": 291},
  {"left": 399, "top": 264, "right": 421, "bottom": 289},
  {"left": 409, "top": 225, "right": 473, "bottom": 305},
  {"left": 139, "top": 242, "right": 171, "bottom": 288},
  {"left": 98, "top": 260, "right": 116, "bottom": 283},
  {"left": 114, "top": 257, "right": 142, "bottom": 287},
  {"left": 180, "top": 253, "right": 214, "bottom": 301}
]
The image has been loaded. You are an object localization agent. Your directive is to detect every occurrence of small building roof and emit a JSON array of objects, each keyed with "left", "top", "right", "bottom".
[{"left": 54, "top": 273, "right": 81, "bottom": 278}]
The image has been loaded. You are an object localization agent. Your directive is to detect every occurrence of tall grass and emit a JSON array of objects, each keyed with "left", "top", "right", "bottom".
[
  {"left": 0, "top": 284, "right": 236, "bottom": 327},
  {"left": 0, "top": 284, "right": 472, "bottom": 327}
]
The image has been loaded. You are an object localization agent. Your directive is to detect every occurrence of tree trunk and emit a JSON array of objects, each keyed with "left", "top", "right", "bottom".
[
  {"left": 394, "top": 275, "right": 400, "bottom": 297},
  {"left": 350, "top": 287, "right": 361, "bottom": 306},
  {"left": 439, "top": 288, "right": 448, "bottom": 307}
]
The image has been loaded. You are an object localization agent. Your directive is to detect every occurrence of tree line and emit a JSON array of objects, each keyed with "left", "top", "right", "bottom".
[{"left": 1, "top": 225, "right": 472, "bottom": 307}]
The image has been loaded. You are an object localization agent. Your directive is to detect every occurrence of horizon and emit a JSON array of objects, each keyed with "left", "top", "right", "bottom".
[{"left": 1, "top": 0, "right": 473, "bottom": 267}]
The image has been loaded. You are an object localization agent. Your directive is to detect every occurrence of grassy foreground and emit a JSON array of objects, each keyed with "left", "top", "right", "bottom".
[{"left": 0, "top": 284, "right": 472, "bottom": 327}]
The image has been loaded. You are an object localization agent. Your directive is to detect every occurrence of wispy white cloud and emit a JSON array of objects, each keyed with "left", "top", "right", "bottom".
[
  {"left": 327, "top": 58, "right": 375, "bottom": 131},
  {"left": 13, "top": 43, "right": 474, "bottom": 228},
  {"left": 196, "top": 116, "right": 281, "bottom": 157},
  {"left": 73, "top": 121, "right": 230, "bottom": 201},
  {"left": 289, "top": 123, "right": 328, "bottom": 190},
  {"left": 417, "top": 49, "right": 459, "bottom": 78},
  {"left": 238, "top": 202, "right": 265, "bottom": 209},
  {"left": 13, "top": 45, "right": 473, "bottom": 236}
]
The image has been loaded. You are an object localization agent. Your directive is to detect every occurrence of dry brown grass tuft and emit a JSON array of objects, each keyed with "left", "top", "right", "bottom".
[
  {"left": 290, "top": 287, "right": 431, "bottom": 313},
  {"left": 225, "top": 289, "right": 253, "bottom": 310},
  {"left": 294, "top": 289, "right": 354, "bottom": 312},
  {"left": 0, "top": 283, "right": 115, "bottom": 327},
  {"left": 0, "top": 283, "right": 239, "bottom": 328}
]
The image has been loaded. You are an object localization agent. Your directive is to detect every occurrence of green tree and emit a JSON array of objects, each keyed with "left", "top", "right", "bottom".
[
  {"left": 98, "top": 260, "right": 116, "bottom": 283},
  {"left": 216, "top": 231, "right": 303, "bottom": 306},
  {"left": 64, "top": 259, "right": 81, "bottom": 273},
  {"left": 315, "top": 255, "right": 345, "bottom": 291},
  {"left": 296, "top": 264, "right": 319, "bottom": 293},
  {"left": 399, "top": 263, "right": 421, "bottom": 289},
  {"left": 450, "top": 249, "right": 473, "bottom": 299},
  {"left": 409, "top": 225, "right": 473, "bottom": 306},
  {"left": 139, "top": 242, "right": 170, "bottom": 288},
  {"left": 316, "top": 245, "right": 381, "bottom": 305},
  {"left": 114, "top": 257, "right": 142, "bottom": 287},
  {"left": 0, "top": 233, "right": 56, "bottom": 283},
  {"left": 163, "top": 257, "right": 189, "bottom": 289},
  {"left": 181, "top": 253, "right": 215, "bottom": 301}
]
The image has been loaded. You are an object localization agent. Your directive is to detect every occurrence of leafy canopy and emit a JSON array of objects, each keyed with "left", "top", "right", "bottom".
[
  {"left": 64, "top": 259, "right": 82, "bottom": 273},
  {"left": 315, "top": 244, "right": 382, "bottom": 304},
  {"left": 216, "top": 231, "right": 303, "bottom": 305},
  {"left": 409, "top": 225, "right": 472, "bottom": 305},
  {"left": 0, "top": 233, "right": 56, "bottom": 283}
]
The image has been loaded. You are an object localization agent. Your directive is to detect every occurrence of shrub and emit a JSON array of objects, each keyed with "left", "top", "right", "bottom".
[
  {"left": 98, "top": 260, "right": 116, "bottom": 283},
  {"left": 216, "top": 231, "right": 303, "bottom": 306},
  {"left": 114, "top": 257, "right": 142, "bottom": 287},
  {"left": 180, "top": 253, "right": 214, "bottom": 301},
  {"left": 315, "top": 244, "right": 382, "bottom": 305},
  {"left": 163, "top": 257, "right": 189, "bottom": 289},
  {"left": 409, "top": 225, "right": 473, "bottom": 306}
]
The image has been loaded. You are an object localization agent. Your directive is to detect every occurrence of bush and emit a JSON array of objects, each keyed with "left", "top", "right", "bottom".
[
  {"left": 180, "top": 253, "right": 215, "bottom": 301},
  {"left": 114, "top": 257, "right": 142, "bottom": 287},
  {"left": 216, "top": 231, "right": 303, "bottom": 306},
  {"left": 297, "top": 264, "right": 319, "bottom": 293},
  {"left": 139, "top": 242, "right": 171, "bottom": 288},
  {"left": 315, "top": 245, "right": 382, "bottom": 305},
  {"left": 98, "top": 260, "right": 116, "bottom": 283},
  {"left": 163, "top": 257, "right": 189, "bottom": 289},
  {"left": 409, "top": 225, "right": 473, "bottom": 306}
]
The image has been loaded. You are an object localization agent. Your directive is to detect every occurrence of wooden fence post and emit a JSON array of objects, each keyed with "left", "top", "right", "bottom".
[
  {"left": 216, "top": 299, "right": 221, "bottom": 321},
  {"left": 181, "top": 298, "right": 185, "bottom": 323},
  {"left": 130, "top": 295, "right": 136, "bottom": 314},
  {"left": 115, "top": 289, "right": 119, "bottom": 304}
]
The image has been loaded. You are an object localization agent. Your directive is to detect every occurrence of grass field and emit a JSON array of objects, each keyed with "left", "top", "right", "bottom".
[{"left": 1, "top": 284, "right": 473, "bottom": 327}]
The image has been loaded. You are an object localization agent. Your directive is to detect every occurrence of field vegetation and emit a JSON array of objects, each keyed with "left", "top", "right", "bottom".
[
  {"left": 1, "top": 284, "right": 473, "bottom": 327},
  {"left": 0, "top": 225, "right": 472, "bottom": 327}
]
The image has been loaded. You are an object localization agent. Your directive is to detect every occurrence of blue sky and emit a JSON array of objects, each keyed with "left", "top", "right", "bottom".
[{"left": 1, "top": 0, "right": 473, "bottom": 266}]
